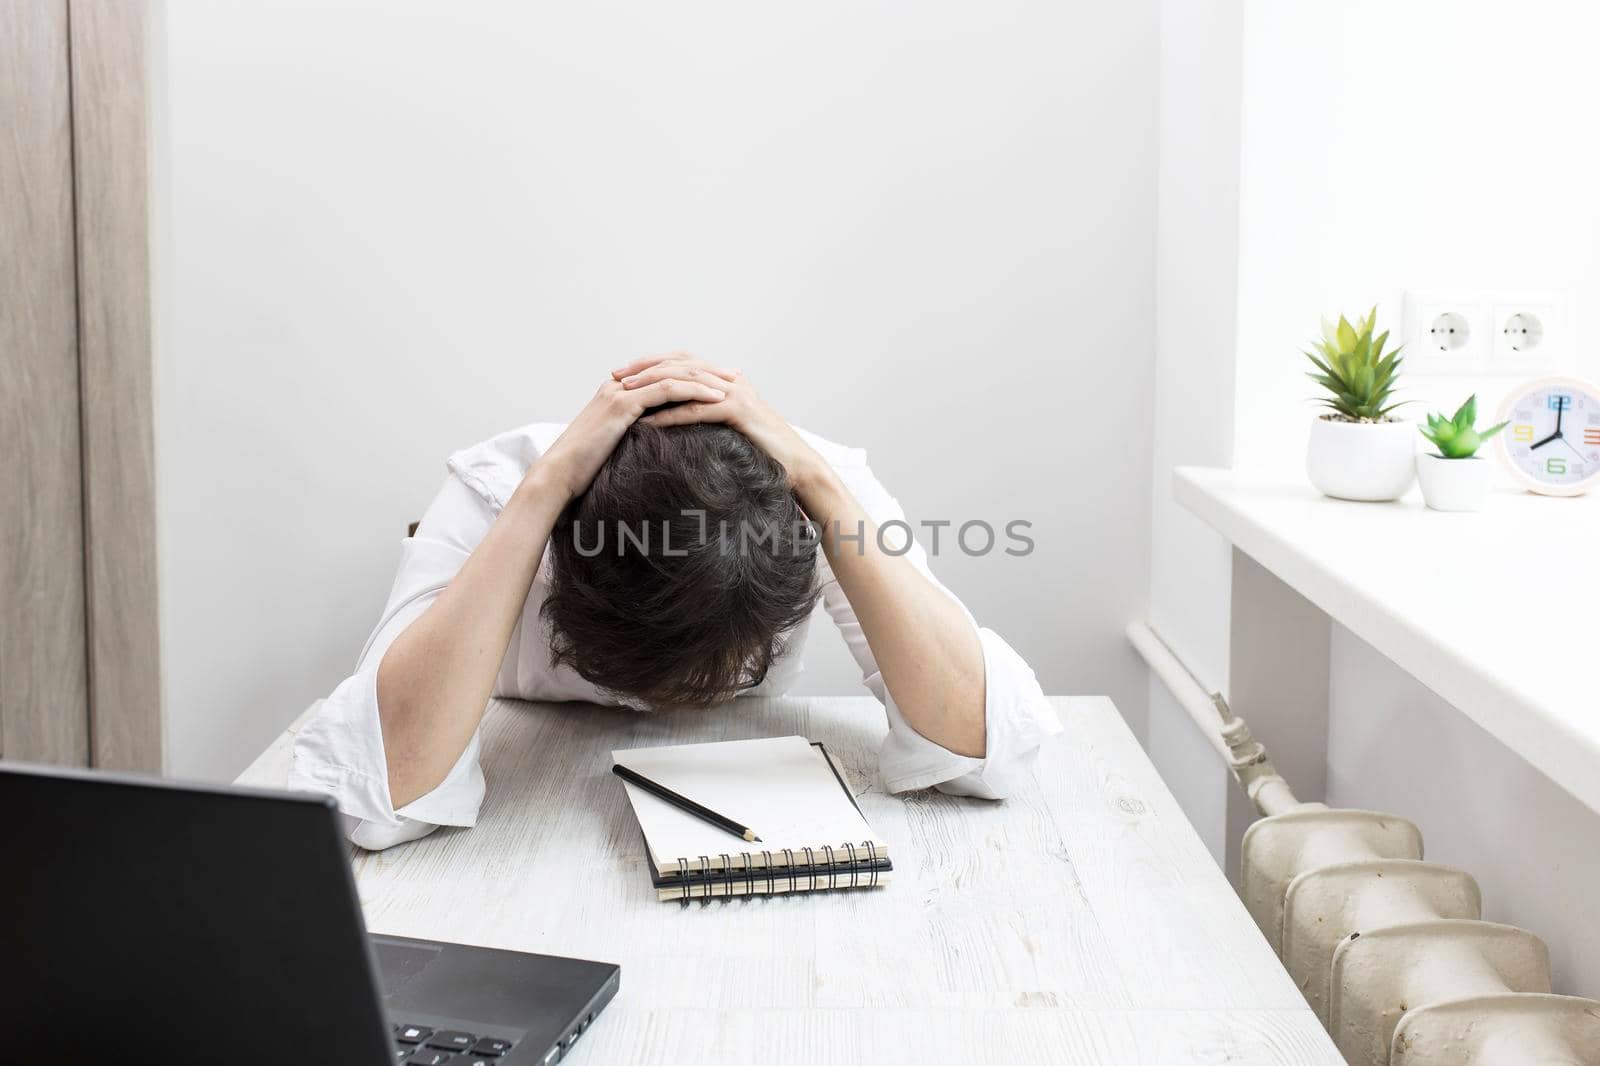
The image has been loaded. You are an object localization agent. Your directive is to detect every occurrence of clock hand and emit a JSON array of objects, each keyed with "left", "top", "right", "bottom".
[
  {"left": 1554, "top": 398, "right": 1566, "bottom": 436},
  {"left": 1529, "top": 430, "right": 1562, "bottom": 449},
  {"left": 1560, "top": 436, "right": 1587, "bottom": 462}
]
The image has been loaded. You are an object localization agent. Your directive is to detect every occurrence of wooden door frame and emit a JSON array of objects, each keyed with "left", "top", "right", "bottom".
[
  {"left": 1, "top": 0, "right": 160, "bottom": 771},
  {"left": 0, "top": 0, "right": 89, "bottom": 766},
  {"left": 70, "top": 0, "right": 161, "bottom": 771}
]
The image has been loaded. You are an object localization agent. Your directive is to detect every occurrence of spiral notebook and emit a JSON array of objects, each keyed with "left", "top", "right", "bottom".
[{"left": 612, "top": 735, "right": 892, "bottom": 901}]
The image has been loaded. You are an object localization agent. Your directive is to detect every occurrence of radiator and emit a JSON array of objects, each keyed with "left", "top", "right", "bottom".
[{"left": 1128, "top": 622, "right": 1600, "bottom": 1065}]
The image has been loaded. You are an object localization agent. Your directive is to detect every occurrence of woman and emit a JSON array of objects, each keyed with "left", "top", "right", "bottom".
[{"left": 290, "top": 353, "right": 1061, "bottom": 849}]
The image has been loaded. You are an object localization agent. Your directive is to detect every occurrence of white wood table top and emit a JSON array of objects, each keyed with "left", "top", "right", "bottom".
[{"left": 237, "top": 695, "right": 1340, "bottom": 1065}]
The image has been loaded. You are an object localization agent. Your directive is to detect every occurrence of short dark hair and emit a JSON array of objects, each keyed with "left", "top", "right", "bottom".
[{"left": 542, "top": 422, "right": 820, "bottom": 708}]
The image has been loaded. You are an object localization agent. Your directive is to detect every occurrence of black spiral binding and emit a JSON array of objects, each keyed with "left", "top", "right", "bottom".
[{"left": 670, "top": 839, "right": 883, "bottom": 898}]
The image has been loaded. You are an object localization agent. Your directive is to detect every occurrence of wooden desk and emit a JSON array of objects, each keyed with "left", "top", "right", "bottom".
[{"left": 237, "top": 696, "right": 1341, "bottom": 1064}]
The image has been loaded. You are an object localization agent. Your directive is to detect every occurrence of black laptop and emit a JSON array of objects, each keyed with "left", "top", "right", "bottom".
[{"left": 0, "top": 763, "right": 619, "bottom": 1065}]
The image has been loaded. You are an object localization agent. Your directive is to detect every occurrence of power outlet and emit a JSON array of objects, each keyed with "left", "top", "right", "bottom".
[
  {"left": 1489, "top": 295, "right": 1562, "bottom": 373},
  {"left": 1403, "top": 291, "right": 1490, "bottom": 375}
]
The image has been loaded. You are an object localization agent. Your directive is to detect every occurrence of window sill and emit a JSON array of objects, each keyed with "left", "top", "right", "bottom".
[{"left": 1175, "top": 465, "right": 1600, "bottom": 815}]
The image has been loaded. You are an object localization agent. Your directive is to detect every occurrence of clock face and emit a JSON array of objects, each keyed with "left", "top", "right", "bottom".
[{"left": 1498, "top": 378, "right": 1600, "bottom": 495}]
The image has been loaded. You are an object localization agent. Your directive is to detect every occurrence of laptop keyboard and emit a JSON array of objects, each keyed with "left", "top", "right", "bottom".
[
  {"left": 394, "top": 1009, "right": 595, "bottom": 1065},
  {"left": 393, "top": 1024, "right": 514, "bottom": 1064}
]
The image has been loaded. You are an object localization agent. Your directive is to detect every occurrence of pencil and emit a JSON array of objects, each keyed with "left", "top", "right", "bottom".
[{"left": 611, "top": 763, "right": 762, "bottom": 843}]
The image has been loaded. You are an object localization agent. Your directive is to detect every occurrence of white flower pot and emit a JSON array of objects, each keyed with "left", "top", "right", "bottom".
[
  {"left": 1416, "top": 453, "right": 1490, "bottom": 512},
  {"left": 1305, "top": 417, "right": 1416, "bottom": 502}
]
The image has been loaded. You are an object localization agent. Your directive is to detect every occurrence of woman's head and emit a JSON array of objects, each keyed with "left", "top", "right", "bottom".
[{"left": 542, "top": 422, "right": 820, "bottom": 708}]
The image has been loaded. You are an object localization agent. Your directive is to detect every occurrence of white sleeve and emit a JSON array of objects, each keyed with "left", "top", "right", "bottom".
[
  {"left": 286, "top": 476, "right": 496, "bottom": 851},
  {"left": 819, "top": 458, "right": 1063, "bottom": 800}
]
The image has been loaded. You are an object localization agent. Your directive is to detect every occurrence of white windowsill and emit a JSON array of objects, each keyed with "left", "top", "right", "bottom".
[{"left": 1175, "top": 465, "right": 1600, "bottom": 815}]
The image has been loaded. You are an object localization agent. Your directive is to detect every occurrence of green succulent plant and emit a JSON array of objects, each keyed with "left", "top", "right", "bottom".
[
  {"left": 1304, "top": 307, "right": 1405, "bottom": 421},
  {"left": 1420, "top": 394, "right": 1507, "bottom": 459}
]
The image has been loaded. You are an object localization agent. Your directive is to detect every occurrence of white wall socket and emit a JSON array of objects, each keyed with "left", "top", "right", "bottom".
[
  {"left": 1402, "top": 290, "right": 1564, "bottom": 375},
  {"left": 1402, "top": 290, "right": 1490, "bottom": 375},
  {"left": 1489, "top": 294, "right": 1563, "bottom": 373}
]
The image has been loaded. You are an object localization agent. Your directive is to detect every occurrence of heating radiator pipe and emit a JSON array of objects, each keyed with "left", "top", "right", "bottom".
[
  {"left": 1124, "top": 622, "right": 1309, "bottom": 816},
  {"left": 1128, "top": 620, "right": 1600, "bottom": 1066}
]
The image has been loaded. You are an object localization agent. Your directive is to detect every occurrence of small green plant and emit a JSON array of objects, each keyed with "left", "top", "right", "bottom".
[
  {"left": 1304, "top": 307, "right": 1404, "bottom": 422},
  {"left": 1420, "top": 394, "right": 1507, "bottom": 458}
]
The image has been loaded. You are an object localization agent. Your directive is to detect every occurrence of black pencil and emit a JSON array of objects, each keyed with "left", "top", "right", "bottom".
[{"left": 611, "top": 763, "right": 762, "bottom": 843}]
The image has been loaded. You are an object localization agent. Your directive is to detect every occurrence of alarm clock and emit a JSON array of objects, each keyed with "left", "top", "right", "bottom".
[{"left": 1496, "top": 376, "right": 1600, "bottom": 496}]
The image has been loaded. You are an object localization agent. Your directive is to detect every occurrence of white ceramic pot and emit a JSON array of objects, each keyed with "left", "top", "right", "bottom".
[
  {"left": 1305, "top": 417, "right": 1417, "bottom": 502},
  {"left": 1416, "top": 453, "right": 1490, "bottom": 512}
]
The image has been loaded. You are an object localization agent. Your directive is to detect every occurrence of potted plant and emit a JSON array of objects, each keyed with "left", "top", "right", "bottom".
[
  {"left": 1303, "top": 307, "right": 1414, "bottom": 501},
  {"left": 1415, "top": 394, "right": 1506, "bottom": 511}
]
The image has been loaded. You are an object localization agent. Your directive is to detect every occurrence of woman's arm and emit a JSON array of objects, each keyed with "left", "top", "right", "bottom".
[
  {"left": 375, "top": 471, "right": 564, "bottom": 807},
  {"left": 376, "top": 369, "right": 731, "bottom": 807},
  {"left": 796, "top": 465, "right": 987, "bottom": 756},
  {"left": 618, "top": 355, "right": 987, "bottom": 758}
]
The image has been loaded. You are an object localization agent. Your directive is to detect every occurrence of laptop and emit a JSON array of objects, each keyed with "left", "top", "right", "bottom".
[{"left": 0, "top": 762, "right": 619, "bottom": 1065}]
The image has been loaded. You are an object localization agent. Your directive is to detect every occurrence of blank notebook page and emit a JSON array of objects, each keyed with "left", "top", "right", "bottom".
[{"left": 612, "top": 735, "right": 887, "bottom": 876}]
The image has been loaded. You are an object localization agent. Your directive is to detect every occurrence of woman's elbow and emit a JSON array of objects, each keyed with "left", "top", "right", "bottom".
[{"left": 346, "top": 813, "right": 438, "bottom": 852}]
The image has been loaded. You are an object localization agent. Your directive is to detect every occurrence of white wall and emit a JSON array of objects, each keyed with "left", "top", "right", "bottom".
[
  {"left": 1144, "top": 0, "right": 1244, "bottom": 866},
  {"left": 1233, "top": 0, "right": 1600, "bottom": 470},
  {"left": 150, "top": 1, "right": 1160, "bottom": 780}
]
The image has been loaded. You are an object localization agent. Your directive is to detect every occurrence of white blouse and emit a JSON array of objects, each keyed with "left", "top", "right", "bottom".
[{"left": 288, "top": 422, "right": 1062, "bottom": 851}]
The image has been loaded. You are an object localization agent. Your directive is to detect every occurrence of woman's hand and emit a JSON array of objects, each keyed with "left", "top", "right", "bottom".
[
  {"left": 612, "top": 354, "right": 828, "bottom": 492},
  {"left": 534, "top": 355, "right": 731, "bottom": 501}
]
